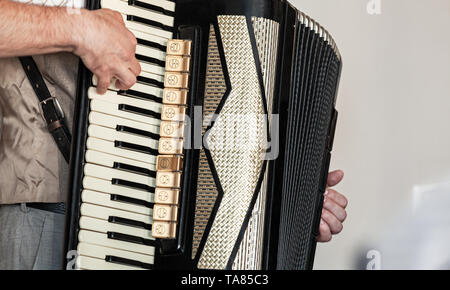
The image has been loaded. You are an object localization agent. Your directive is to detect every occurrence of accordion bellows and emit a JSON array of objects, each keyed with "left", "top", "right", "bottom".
[{"left": 66, "top": 0, "right": 342, "bottom": 271}]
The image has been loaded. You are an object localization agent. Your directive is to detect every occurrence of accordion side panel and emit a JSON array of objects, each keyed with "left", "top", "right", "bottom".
[
  {"left": 232, "top": 17, "right": 279, "bottom": 270},
  {"left": 192, "top": 26, "right": 225, "bottom": 259},
  {"left": 198, "top": 15, "right": 267, "bottom": 270}
]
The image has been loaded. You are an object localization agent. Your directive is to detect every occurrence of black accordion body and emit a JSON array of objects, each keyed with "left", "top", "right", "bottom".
[{"left": 66, "top": 0, "right": 342, "bottom": 270}]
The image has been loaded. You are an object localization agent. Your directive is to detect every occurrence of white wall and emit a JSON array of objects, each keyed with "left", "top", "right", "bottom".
[{"left": 289, "top": 0, "right": 450, "bottom": 269}]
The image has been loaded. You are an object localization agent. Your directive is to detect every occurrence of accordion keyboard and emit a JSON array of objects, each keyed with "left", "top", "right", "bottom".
[{"left": 76, "top": 0, "right": 177, "bottom": 270}]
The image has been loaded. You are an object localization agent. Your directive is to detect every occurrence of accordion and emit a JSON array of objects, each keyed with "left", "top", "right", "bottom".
[{"left": 66, "top": 0, "right": 342, "bottom": 270}]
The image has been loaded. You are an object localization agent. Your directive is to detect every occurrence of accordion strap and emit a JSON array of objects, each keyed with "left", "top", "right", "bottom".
[{"left": 19, "top": 56, "right": 72, "bottom": 163}]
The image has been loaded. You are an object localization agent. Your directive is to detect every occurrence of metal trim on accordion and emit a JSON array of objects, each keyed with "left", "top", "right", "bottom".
[{"left": 65, "top": 0, "right": 343, "bottom": 270}]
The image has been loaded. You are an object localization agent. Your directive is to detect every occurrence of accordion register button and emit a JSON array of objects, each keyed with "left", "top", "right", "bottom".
[
  {"left": 153, "top": 204, "right": 178, "bottom": 222},
  {"left": 161, "top": 105, "right": 187, "bottom": 122},
  {"left": 165, "top": 55, "right": 191, "bottom": 72},
  {"left": 159, "top": 121, "right": 185, "bottom": 138},
  {"left": 166, "top": 39, "right": 192, "bottom": 56},
  {"left": 163, "top": 89, "right": 188, "bottom": 105},
  {"left": 152, "top": 221, "right": 176, "bottom": 239},
  {"left": 164, "top": 72, "right": 190, "bottom": 89},
  {"left": 158, "top": 137, "right": 184, "bottom": 155},
  {"left": 154, "top": 188, "right": 180, "bottom": 205},
  {"left": 156, "top": 172, "right": 182, "bottom": 188},
  {"left": 156, "top": 155, "right": 183, "bottom": 171}
]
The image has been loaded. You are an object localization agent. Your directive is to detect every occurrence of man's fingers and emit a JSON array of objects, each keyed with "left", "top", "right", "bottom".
[
  {"left": 96, "top": 75, "right": 111, "bottom": 95},
  {"left": 317, "top": 219, "right": 332, "bottom": 243},
  {"left": 327, "top": 170, "right": 344, "bottom": 187},
  {"left": 113, "top": 66, "right": 137, "bottom": 91},
  {"left": 326, "top": 189, "right": 348, "bottom": 209},
  {"left": 323, "top": 195, "right": 347, "bottom": 222},
  {"left": 321, "top": 209, "right": 343, "bottom": 235},
  {"left": 128, "top": 58, "right": 141, "bottom": 77}
]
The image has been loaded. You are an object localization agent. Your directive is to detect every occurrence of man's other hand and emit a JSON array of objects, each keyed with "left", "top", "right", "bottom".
[
  {"left": 73, "top": 9, "right": 141, "bottom": 94},
  {"left": 318, "top": 170, "right": 348, "bottom": 243}
]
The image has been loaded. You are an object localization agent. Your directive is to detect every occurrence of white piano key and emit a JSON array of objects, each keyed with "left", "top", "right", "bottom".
[
  {"left": 90, "top": 79, "right": 163, "bottom": 99},
  {"left": 126, "top": 18, "right": 173, "bottom": 39},
  {"left": 92, "top": 75, "right": 164, "bottom": 97},
  {"left": 131, "top": 28, "right": 168, "bottom": 47},
  {"left": 84, "top": 163, "right": 156, "bottom": 188},
  {"left": 136, "top": 44, "right": 165, "bottom": 61},
  {"left": 85, "top": 150, "right": 156, "bottom": 172},
  {"left": 76, "top": 255, "right": 143, "bottom": 270},
  {"left": 88, "top": 125, "right": 158, "bottom": 149},
  {"left": 78, "top": 230, "right": 155, "bottom": 256},
  {"left": 120, "top": 0, "right": 175, "bottom": 12},
  {"left": 102, "top": 0, "right": 174, "bottom": 27},
  {"left": 82, "top": 190, "right": 152, "bottom": 216},
  {"left": 86, "top": 137, "right": 157, "bottom": 165},
  {"left": 81, "top": 203, "right": 152, "bottom": 224},
  {"left": 90, "top": 99, "right": 161, "bottom": 127},
  {"left": 77, "top": 243, "right": 154, "bottom": 267},
  {"left": 139, "top": 71, "right": 164, "bottom": 84},
  {"left": 89, "top": 111, "right": 160, "bottom": 135},
  {"left": 140, "top": 60, "right": 165, "bottom": 76},
  {"left": 80, "top": 215, "right": 152, "bottom": 239},
  {"left": 83, "top": 176, "right": 153, "bottom": 202}
]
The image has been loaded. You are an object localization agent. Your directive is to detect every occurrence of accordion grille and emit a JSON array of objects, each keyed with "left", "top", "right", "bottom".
[
  {"left": 232, "top": 17, "right": 279, "bottom": 270},
  {"left": 197, "top": 15, "right": 267, "bottom": 269},
  {"left": 192, "top": 26, "right": 225, "bottom": 258}
]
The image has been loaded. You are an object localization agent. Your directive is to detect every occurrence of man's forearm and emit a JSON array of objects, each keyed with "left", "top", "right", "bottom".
[{"left": 0, "top": 1, "right": 81, "bottom": 57}]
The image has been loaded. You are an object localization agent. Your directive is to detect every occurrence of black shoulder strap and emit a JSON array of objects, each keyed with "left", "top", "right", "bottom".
[{"left": 19, "top": 56, "right": 72, "bottom": 163}]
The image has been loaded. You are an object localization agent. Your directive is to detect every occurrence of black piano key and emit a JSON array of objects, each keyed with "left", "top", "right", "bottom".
[
  {"left": 110, "top": 194, "right": 154, "bottom": 209},
  {"left": 105, "top": 255, "right": 154, "bottom": 270},
  {"left": 112, "top": 178, "right": 155, "bottom": 193},
  {"left": 128, "top": 0, "right": 175, "bottom": 17},
  {"left": 136, "top": 38, "right": 166, "bottom": 52},
  {"left": 119, "top": 89, "right": 162, "bottom": 104},
  {"left": 107, "top": 232, "right": 157, "bottom": 247},
  {"left": 127, "top": 15, "right": 173, "bottom": 33},
  {"left": 108, "top": 216, "right": 152, "bottom": 231},
  {"left": 118, "top": 104, "right": 161, "bottom": 120},
  {"left": 114, "top": 140, "right": 159, "bottom": 155},
  {"left": 137, "top": 75, "right": 164, "bottom": 88},
  {"left": 116, "top": 125, "right": 160, "bottom": 141},
  {"left": 136, "top": 54, "right": 166, "bottom": 67},
  {"left": 113, "top": 162, "right": 156, "bottom": 177}
]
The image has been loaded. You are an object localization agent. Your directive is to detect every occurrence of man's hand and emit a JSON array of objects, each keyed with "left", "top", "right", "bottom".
[
  {"left": 318, "top": 170, "right": 348, "bottom": 242},
  {"left": 0, "top": 2, "right": 140, "bottom": 94},
  {"left": 74, "top": 9, "right": 141, "bottom": 94}
]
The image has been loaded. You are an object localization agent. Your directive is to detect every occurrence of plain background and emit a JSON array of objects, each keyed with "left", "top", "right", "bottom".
[{"left": 289, "top": 0, "right": 450, "bottom": 269}]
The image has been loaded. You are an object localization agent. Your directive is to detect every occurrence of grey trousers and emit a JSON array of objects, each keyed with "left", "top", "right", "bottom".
[{"left": 0, "top": 204, "right": 65, "bottom": 270}]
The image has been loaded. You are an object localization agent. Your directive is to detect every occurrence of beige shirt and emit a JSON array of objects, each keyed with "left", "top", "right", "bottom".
[{"left": 0, "top": 53, "right": 79, "bottom": 204}]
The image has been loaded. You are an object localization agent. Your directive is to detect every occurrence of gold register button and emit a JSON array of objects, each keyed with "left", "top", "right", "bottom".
[
  {"left": 163, "top": 89, "right": 188, "bottom": 105},
  {"left": 166, "top": 39, "right": 192, "bottom": 56},
  {"left": 152, "top": 221, "right": 176, "bottom": 239},
  {"left": 164, "top": 72, "right": 189, "bottom": 89},
  {"left": 156, "top": 155, "right": 183, "bottom": 172},
  {"left": 166, "top": 55, "right": 191, "bottom": 72},
  {"left": 154, "top": 188, "right": 180, "bottom": 205},
  {"left": 153, "top": 204, "right": 178, "bottom": 222},
  {"left": 156, "top": 172, "right": 182, "bottom": 188}
]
